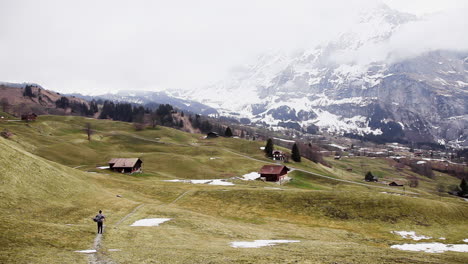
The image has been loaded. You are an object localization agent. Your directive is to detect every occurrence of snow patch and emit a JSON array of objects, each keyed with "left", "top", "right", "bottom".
[
  {"left": 230, "top": 240, "right": 300, "bottom": 248},
  {"left": 97, "top": 166, "right": 110, "bottom": 169},
  {"left": 273, "top": 137, "right": 296, "bottom": 143},
  {"left": 391, "top": 231, "right": 432, "bottom": 241},
  {"left": 74, "top": 250, "right": 97, "bottom": 254},
  {"left": 391, "top": 243, "right": 468, "bottom": 253},
  {"left": 131, "top": 218, "right": 171, "bottom": 227},
  {"left": 208, "top": 179, "right": 235, "bottom": 186},
  {"left": 455, "top": 80, "right": 468, "bottom": 87},
  {"left": 163, "top": 179, "right": 234, "bottom": 186},
  {"left": 463, "top": 239, "right": 468, "bottom": 243},
  {"left": 241, "top": 172, "right": 261, "bottom": 181}
]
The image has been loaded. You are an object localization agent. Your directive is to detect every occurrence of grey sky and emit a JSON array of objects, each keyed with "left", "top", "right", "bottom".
[{"left": 0, "top": 0, "right": 466, "bottom": 95}]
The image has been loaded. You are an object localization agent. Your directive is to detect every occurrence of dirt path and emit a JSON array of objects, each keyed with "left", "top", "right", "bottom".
[
  {"left": 168, "top": 190, "right": 191, "bottom": 205},
  {"left": 114, "top": 204, "right": 145, "bottom": 227},
  {"left": 85, "top": 191, "right": 192, "bottom": 264},
  {"left": 127, "top": 134, "right": 188, "bottom": 147},
  {"left": 87, "top": 226, "right": 116, "bottom": 264}
]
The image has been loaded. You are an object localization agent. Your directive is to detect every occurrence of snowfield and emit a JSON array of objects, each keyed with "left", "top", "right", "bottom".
[
  {"left": 163, "top": 179, "right": 235, "bottom": 186},
  {"left": 391, "top": 243, "right": 468, "bottom": 253},
  {"left": 130, "top": 218, "right": 171, "bottom": 227},
  {"left": 74, "top": 250, "right": 97, "bottom": 254},
  {"left": 391, "top": 231, "right": 432, "bottom": 241},
  {"left": 230, "top": 240, "right": 300, "bottom": 248},
  {"left": 241, "top": 172, "right": 261, "bottom": 181}
]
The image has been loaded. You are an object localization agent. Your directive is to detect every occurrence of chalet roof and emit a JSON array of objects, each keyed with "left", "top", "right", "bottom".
[
  {"left": 259, "top": 165, "right": 289, "bottom": 175},
  {"left": 109, "top": 158, "right": 142, "bottom": 168},
  {"left": 389, "top": 180, "right": 404, "bottom": 185}
]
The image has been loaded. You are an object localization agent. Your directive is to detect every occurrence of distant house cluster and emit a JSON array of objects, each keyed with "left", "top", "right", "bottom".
[
  {"left": 108, "top": 158, "right": 143, "bottom": 173},
  {"left": 272, "top": 150, "right": 287, "bottom": 161}
]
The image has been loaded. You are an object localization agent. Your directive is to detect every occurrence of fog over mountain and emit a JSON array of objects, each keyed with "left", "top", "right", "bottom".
[{"left": 166, "top": 4, "right": 468, "bottom": 147}]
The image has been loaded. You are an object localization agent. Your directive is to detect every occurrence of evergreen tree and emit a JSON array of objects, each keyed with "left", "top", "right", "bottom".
[
  {"left": 460, "top": 178, "right": 468, "bottom": 196},
  {"left": 99, "top": 101, "right": 115, "bottom": 119},
  {"left": 89, "top": 100, "right": 99, "bottom": 114},
  {"left": 365, "top": 171, "right": 374, "bottom": 182},
  {"left": 240, "top": 130, "right": 245, "bottom": 138},
  {"left": 264, "top": 138, "right": 274, "bottom": 158},
  {"left": 23, "top": 85, "right": 34, "bottom": 97},
  {"left": 55, "top": 97, "right": 70, "bottom": 109},
  {"left": 200, "top": 120, "right": 212, "bottom": 132},
  {"left": 291, "top": 143, "right": 301, "bottom": 162},
  {"left": 225, "top": 126, "right": 233, "bottom": 137}
]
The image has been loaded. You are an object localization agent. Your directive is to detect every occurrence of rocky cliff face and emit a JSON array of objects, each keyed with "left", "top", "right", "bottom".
[{"left": 172, "top": 4, "right": 468, "bottom": 147}]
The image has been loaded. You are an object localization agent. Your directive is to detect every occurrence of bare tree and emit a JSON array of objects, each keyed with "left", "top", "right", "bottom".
[
  {"left": 84, "top": 123, "right": 93, "bottom": 141},
  {"left": 1, "top": 98, "right": 10, "bottom": 113},
  {"left": 408, "top": 176, "right": 419, "bottom": 188},
  {"left": 134, "top": 122, "right": 146, "bottom": 131},
  {"left": 150, "top": 112, "right": 158, "bottom": 128}
]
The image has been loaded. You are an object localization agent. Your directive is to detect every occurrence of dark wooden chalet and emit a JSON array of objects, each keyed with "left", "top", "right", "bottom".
[
  {"left": 206, "top": 132, "right": 219, "bottom": 139},
  {"left": 389, "top": 181, "right": 404, "bottom": 187},
  {"left": 108, "top": 158, "right": 143, "bottom": 173},
  {"left": 259, "top": 165, "right": 290, "bottom": 182},
  {"left": 21, "top": 113, "right": 37, "bottom": 121},
  {"left": 272, "top": 150, "right": 286, "bottom": 161}
]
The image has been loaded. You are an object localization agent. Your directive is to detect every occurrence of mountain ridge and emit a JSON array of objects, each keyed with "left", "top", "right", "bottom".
[{"left": 163, "top": 5, "right": 468, "bottom": 147}]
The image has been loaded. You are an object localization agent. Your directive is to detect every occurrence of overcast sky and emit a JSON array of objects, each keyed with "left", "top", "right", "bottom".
[{"left": 0, "top": 0, "right": 466, "bottom": 95}]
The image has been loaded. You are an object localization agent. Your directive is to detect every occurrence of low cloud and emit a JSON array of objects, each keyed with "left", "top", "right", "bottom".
[
  {"left": 0, "top": 0, "right": 465, "bottom": 94},
  {"left": 331, "top": 6, "right": 468, "bottom": 65}
]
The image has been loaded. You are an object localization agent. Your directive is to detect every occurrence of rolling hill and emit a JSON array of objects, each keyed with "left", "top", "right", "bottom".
[{"left": 0, "top": 82, "right": 90, "bottom": 117}]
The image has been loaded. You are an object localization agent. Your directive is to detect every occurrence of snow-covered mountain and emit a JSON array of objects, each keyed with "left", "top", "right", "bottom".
[{"left": 170, "top": 4, "right": 468, "bottom": 147}]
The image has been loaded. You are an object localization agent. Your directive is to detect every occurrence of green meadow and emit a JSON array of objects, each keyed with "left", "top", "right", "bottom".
[{"left": 0, "top": 115, "right": 467, "bottom": 263}]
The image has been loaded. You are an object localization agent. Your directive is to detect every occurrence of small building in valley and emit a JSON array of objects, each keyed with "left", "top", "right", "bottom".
[
  {"left": 389, "top": 181, "right": 404, "bottom": 187},
  {"left": 259, "top": 165, "right": 290, "bottom": 182},
  {"left": 21, "top": 113, "right": 37, "bottom": 121},
  {"left": 272, "top": 150, "right": 287, "bottom": 161},
  {"left": 108, "top": 158, "right": 143, "bottom": 173},
  {"left": 206, "top": 132, "right": 219, "bottom": 139}
]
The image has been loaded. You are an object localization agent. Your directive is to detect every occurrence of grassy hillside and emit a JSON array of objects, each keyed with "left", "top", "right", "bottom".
[
  {"left": 1, "top": 116, "right": 467, "bottom": 263},
  {"left": 0, "top": 137, "right": 138, "bottom": 263}
]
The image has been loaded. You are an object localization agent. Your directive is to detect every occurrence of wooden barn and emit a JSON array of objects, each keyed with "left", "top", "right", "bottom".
[
  {"left": 259, "top": 165, "right": 290, "bottom": 182},
  {"left": 21, "top": 113, "right": 37, "bottom": 121},
  {"left": 389, "top": 181, "right": 404, "bottom": 187},
  {"left": 206, "top": 132, "right": 219, "bottom": 139},
  {"left": 108, "top": 158, "right": 143, "bottom": 173}
]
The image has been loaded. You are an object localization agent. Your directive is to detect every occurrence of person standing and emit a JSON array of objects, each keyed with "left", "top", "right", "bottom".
[{"left": 94, "top": 210, "right": 106, "bottom": 234}]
